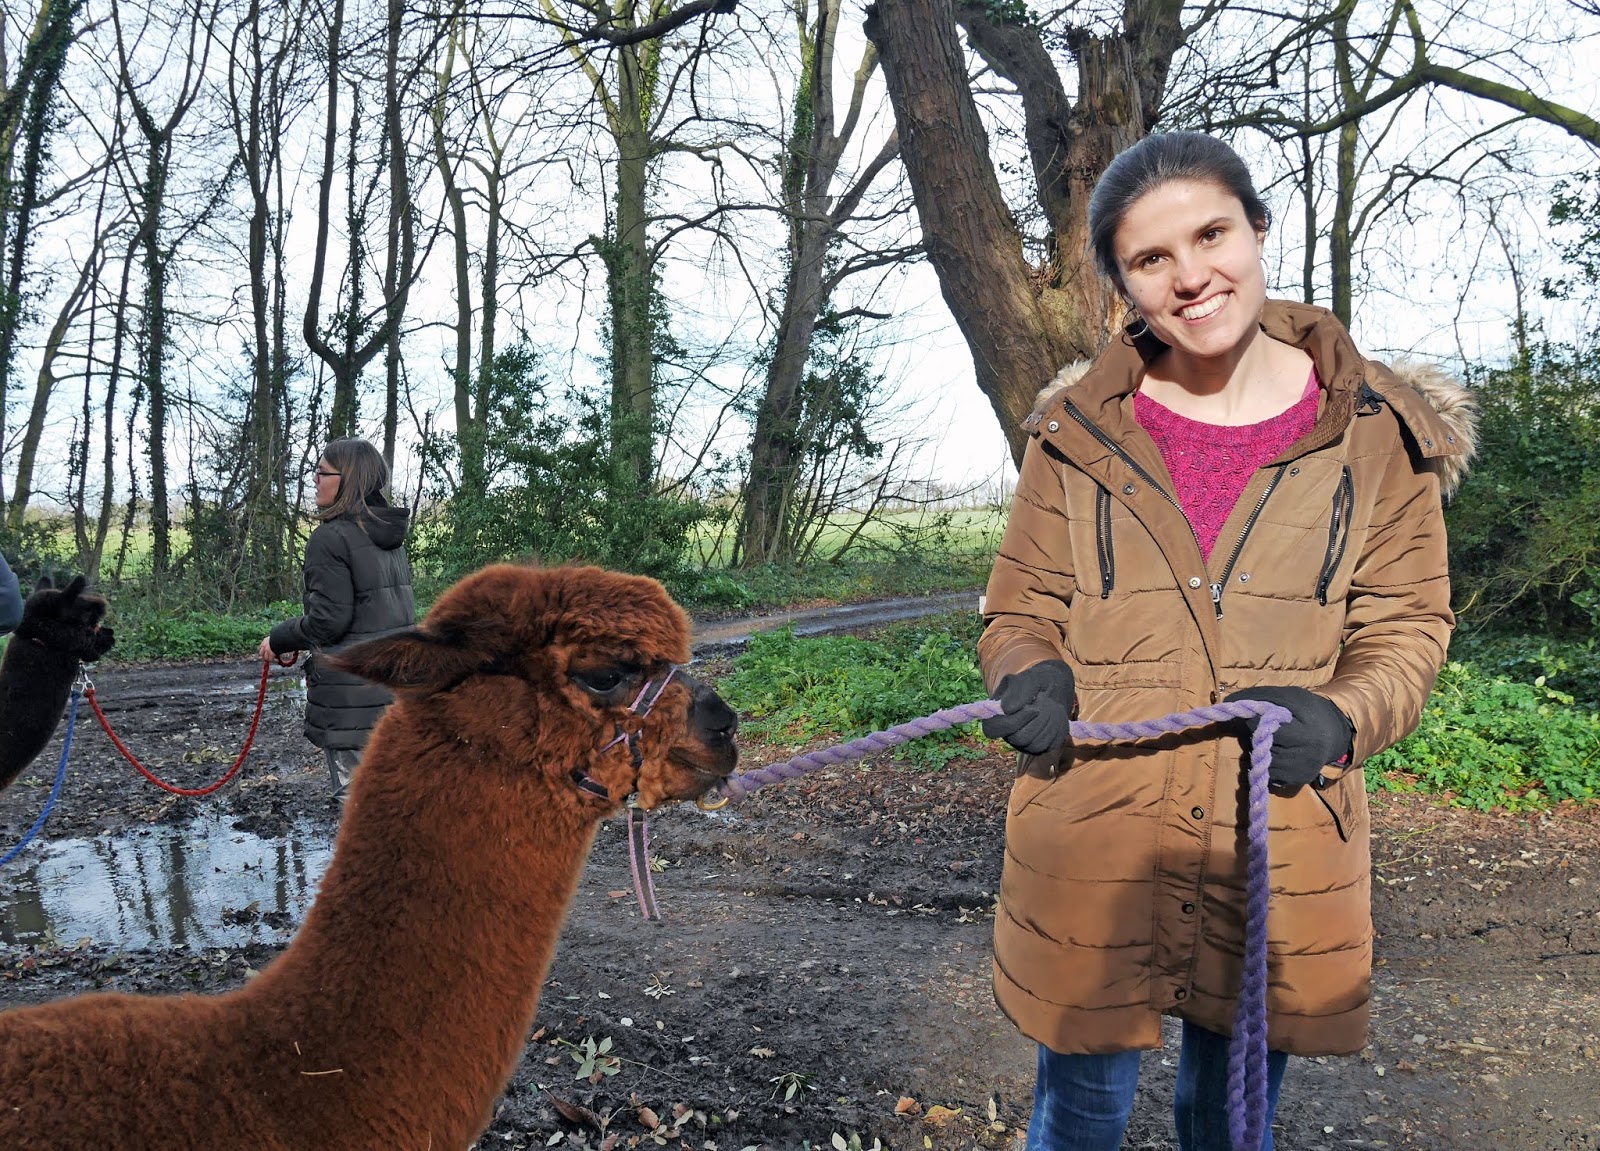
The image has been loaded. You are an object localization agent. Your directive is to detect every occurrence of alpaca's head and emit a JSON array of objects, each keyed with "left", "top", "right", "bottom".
[
  {"left": 14, "top": 575, "right": 115, "bottom": 662},
  {"left": 331, "top": 564, "right": 738, "bottom": 810}
]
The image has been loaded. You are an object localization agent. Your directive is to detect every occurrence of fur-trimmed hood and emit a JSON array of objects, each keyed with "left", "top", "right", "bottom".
[{"left": 1381, "top": 358, "right": 1477, "bottom": 498}]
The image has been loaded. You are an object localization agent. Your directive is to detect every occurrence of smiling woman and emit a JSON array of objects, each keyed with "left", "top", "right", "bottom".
[{"left": 976, "top": 131, "right": 1479, "bottom": 1151}]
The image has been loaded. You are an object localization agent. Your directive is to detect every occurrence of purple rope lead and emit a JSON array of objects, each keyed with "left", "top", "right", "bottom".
[{"left": 709, "top": 697, "right": 1291, "bottom": 1151}]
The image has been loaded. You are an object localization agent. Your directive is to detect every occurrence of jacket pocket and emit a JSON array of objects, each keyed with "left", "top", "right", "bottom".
[
  {"left": 1095, "top": 484, "right": 1115, "bottom": 599},
  {"left": 1313, "top": 772, "right": 1363, "bottom": 843},
  {"left": 1316, "top": 466, "right": 1354, "bottom": 606}
]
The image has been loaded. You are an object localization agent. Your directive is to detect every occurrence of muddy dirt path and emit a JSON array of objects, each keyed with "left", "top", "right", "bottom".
[{"left": 1, "top": 600, "right": 1597, "bottom": 1150}]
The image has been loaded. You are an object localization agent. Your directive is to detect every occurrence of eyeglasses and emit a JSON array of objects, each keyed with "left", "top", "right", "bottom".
[{"left": 313, "top": 469, "right": 340, "bottom": 480}]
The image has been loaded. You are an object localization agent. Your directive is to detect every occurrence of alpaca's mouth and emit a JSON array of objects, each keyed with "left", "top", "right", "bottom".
[{"left": 668, "top": 745, "right": 737, "bottom": 786}]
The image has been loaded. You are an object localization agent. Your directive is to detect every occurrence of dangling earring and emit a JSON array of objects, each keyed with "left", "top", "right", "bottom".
[{"left": 1126, "top": 312, "right": 1151, "bottom": 340}]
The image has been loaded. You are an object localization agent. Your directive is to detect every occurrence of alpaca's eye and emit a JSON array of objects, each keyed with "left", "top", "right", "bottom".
[{"left": 571, "top": 667, "right": 629, "bottom": 695}]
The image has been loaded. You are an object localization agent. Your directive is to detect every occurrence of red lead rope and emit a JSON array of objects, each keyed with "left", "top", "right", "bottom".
[{"left": 86, "top": 659, "right": 273, "bottom": 797}]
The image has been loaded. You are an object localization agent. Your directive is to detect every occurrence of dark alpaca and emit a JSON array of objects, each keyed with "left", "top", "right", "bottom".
[
  {"left": 0, "top": 574, "right": 114, "bottom": 792},
  {"left": 0, "top": 563, "right": 738, "bottom": 1150}
]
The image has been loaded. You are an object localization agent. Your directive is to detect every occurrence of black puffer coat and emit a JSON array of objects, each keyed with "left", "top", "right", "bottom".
[{"left": 268, "top": 503, "right": 414, "bottom": 750}]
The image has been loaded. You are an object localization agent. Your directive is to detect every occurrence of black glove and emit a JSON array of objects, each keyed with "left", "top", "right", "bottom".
[
  {"left": 983, "top": 660, "right": 1076, "bottom": 756},
  {"left": 1224, "top": 685, "right": 1354, "bottom": 790}
]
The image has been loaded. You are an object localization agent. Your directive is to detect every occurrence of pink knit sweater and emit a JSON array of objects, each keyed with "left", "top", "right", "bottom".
[{"left": 1134, "top": 372, "right": 1319, "bottom": 562}]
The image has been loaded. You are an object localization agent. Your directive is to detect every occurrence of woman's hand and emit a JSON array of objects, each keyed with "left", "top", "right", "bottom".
[
  {"left": 1224, "top": 686, "right": 1354, "bottom": 790},
  {"left": 983, "top": 660, "right": 1077, "bottom": 755},
  {"left": 259, "top": 637, "right": 298, "bottom": 666}
]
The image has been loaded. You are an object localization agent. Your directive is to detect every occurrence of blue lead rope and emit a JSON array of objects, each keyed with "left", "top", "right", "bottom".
[{"left": 0, "top": 687, "right": 82, "bottom": 868}]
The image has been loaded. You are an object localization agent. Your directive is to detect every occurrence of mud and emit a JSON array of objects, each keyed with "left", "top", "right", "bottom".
[{"left": 1, "top": 624, "right": 1597, "bottom": 1150}]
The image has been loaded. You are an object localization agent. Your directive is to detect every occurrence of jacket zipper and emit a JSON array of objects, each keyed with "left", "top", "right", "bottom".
[
  {"left": 1061, "top": 400, "right": 1203, "bottom": 557},
  {"left": 1210, "top": 463, "right": 1290, "bottom": 619},
  {"left": 1316, "top": 466, "right": 1354, "bottom": 605},
  {"left": 1095, "top": 484, "right": 1115, "bottom": 598}
]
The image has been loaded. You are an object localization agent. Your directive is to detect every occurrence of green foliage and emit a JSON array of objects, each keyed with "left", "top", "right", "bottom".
[
  {"left": 721, "top": 615, "right": 987, "bottom": 767},
  {"left": 670, "top": 542, "right": 991, "bottom": 613},
  {"left": 1447, "top": 336, "right": 1600, "bottom": 632},
  {"left": 735, "top": 306, "right": 895, "bottom": 567},
  {"left": 1368, "top": 660, "right": 1600, "bottom": 810},
  {"left": 413, "top": 342, "right": 705, "bottom": 584},
  {"left": 560, "top": 1035, "right": 621, "bottom": 1082},
  {"left": 0, "top": 520, "right": 81, "bottom": 590},
  {"left": 1544, "top": 171, "right": 1600, "bottom": 299},
  {"left": 106, "top": 599, "right": 301, "bottom": 662},
  {"left": 976, "top": 0, "right": 1036, "bottom": 25},
  {"left": 1447, "top": 631, "right": 1600, "bottom": 710}
]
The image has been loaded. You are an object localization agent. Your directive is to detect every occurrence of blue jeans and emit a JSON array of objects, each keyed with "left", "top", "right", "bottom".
[{"left": 1025, "top": 1021, "right": 1289, "bottom": 1151}]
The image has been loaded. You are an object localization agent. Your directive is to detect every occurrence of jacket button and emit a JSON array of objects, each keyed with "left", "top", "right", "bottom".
[
  {"left": 1191, "top": 806, "right": 1205, "bottom": 820},
  {"left": 1238, "top": 572, "right": 1250, "bottom": 583},
  {"left": 1174, "top": 988, "right": 1188, "bottom": 1001},
  {"left": 1122, "top": 482, "right": 1136, "bottom": 495},
  {"left": 1181, "top": 901, "right": 1196, "bottom": 914},
  {"left": 1423, "top": 438, "right": 1434, "bottom": 449},
  {"left": 1187, "top": 577, "right": 1202, "bottom": 589},
  {"left": 1047, "top": 420, "right": 1060, "bottom": 432},
  {"left": 1289, "top": 467, "right": 1300, "bottom": 477}
]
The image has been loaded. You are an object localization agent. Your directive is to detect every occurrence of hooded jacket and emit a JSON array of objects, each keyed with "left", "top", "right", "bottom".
[
  {"left": 978, "top": 301, "right": 1476, "bottom": 1057},
  {"left": 269, "top": 500, "right": 414, "bottom": 750}
]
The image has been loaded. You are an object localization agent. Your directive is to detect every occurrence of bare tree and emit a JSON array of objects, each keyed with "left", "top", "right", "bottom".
[
  {"left": 0, "top": 0, "right": 83, "bottom": 508},
  {"left": 734, "top": 0, "right": 909, "bottom": 566},
  {"left": 112, "top": 0, "right": 224, "bottom": 574},
  {"left": 224, "top": 0, "right": 311, "bottom": 592},
  {"left": 301, "top": 0, "right": 419, "bottom": 453},
  {"left": 539, "top": 0, "right": 740, "bottom": 488}
]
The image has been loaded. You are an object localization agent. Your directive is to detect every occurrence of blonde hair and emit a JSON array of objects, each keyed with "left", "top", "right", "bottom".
[{"left": 317, "top": 439, "right": 389, "bottom": 523}]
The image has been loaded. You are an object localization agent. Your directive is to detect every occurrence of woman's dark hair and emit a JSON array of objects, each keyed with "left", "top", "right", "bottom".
[
  {"left": 1088, "top": 132, "right": 1271, "bottom": 288},
  {"left": 316, "top": 438, "right": 389, "bottom": 523}
]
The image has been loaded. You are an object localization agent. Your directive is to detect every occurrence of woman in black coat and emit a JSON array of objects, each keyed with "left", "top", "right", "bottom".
[{"left": 259, "top": 439, "right": 414, "bottom": 795}]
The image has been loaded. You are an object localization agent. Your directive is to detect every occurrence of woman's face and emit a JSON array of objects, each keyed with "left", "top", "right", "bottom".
[
  {"left": 312, "top": 458, "right": 341, "bottom": 510},
  {"left": 1112, "top": 179, "right": 1267, "bottom": 364}
]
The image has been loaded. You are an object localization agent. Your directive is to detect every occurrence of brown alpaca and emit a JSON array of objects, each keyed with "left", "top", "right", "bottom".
[
  {"left": 0, "top": 563, "right": 738, "bottom": 1150},
  {"left": 0, "top": 574, "right": 115, "bottom": 793}
]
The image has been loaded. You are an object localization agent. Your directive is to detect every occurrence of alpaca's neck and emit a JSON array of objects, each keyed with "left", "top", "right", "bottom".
[{"left": 239, "top": 712, "right": 604, "bottom": 1143}]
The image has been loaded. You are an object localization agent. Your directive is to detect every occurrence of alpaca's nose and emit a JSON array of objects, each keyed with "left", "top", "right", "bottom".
[{"left": 693, "top": 682, "right": 739, "bottom": 739}]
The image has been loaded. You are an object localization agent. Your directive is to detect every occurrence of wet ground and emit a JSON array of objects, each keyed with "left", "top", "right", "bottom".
[{"left": 1, "top": 600, "right": 1597, "bottom": 1150}]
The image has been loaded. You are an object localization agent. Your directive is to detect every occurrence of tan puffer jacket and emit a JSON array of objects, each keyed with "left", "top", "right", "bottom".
[{"left": 978, "top": 300, "right": 1476, "bottom": 1057}]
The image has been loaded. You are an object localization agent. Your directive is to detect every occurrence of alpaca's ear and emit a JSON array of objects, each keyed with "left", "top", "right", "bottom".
[
  {"left": 61, "top": 575, "right": 87, "bottom": 601},
  {"left": 327, "top": 628, "right": 492, "bottom": 692}
]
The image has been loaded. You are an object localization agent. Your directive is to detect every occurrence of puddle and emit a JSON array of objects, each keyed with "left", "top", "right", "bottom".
[{"left": 0, "top": 813, "right": 333, "bottom": 950}]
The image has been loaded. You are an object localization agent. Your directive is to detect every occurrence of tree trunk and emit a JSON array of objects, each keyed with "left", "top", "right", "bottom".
[
  {"left": 0, "top": 0, "right": 80, "bottom": 509},
  {"left": 140, "top": 132, "right": 172, "bottom": 574},
  {"left": 866, "top": 0, "right": 1182, "bottom": 465},
  {"left": 432, "top": 19, "right": 481, "bottom": 494},
  {"left": 738, "top": 0, "right": 838, "bottom": 567},
  {"left": 864, "top": 0, "right": 1071, "bottom": 466},
  {"left": 608, "top": 77, "right": 655, "bottom": 488},
  {"left": 8, "top": 237, "right": 101, "bottom": 527}
]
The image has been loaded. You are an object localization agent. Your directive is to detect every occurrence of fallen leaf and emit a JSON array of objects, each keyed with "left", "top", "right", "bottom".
[
  {"left": 547, "top": 1092, "right": 602, "bottom": 1130},
  {"left": 895, "top": 1096, "right": 920, "bottom": 1115},
  {"left": 638, "top": 1106, "right": 660, "bottom": 1129},
  {"left": 924, "top": 1104, "right": 963, "bottom": 1127},
  {"left": 749, "top": 1046, "right": 775, "bottom": 1058}
]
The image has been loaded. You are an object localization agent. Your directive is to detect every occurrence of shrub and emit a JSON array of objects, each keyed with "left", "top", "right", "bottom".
[
  {"left": 720, "top": 616, "right": 987, "bottom": 767},
  {"left": 106, "top": 601, "right": 301, "bottom": 662},
  {"left": 1446, "top": 337, "right": 1600, "bottom": 634},
  {"left": 412, "top": 343, "right": 706, "bottom": 585},
  {"left": 1367, "top": 660, "right": 1600, "bottom": 810}
]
